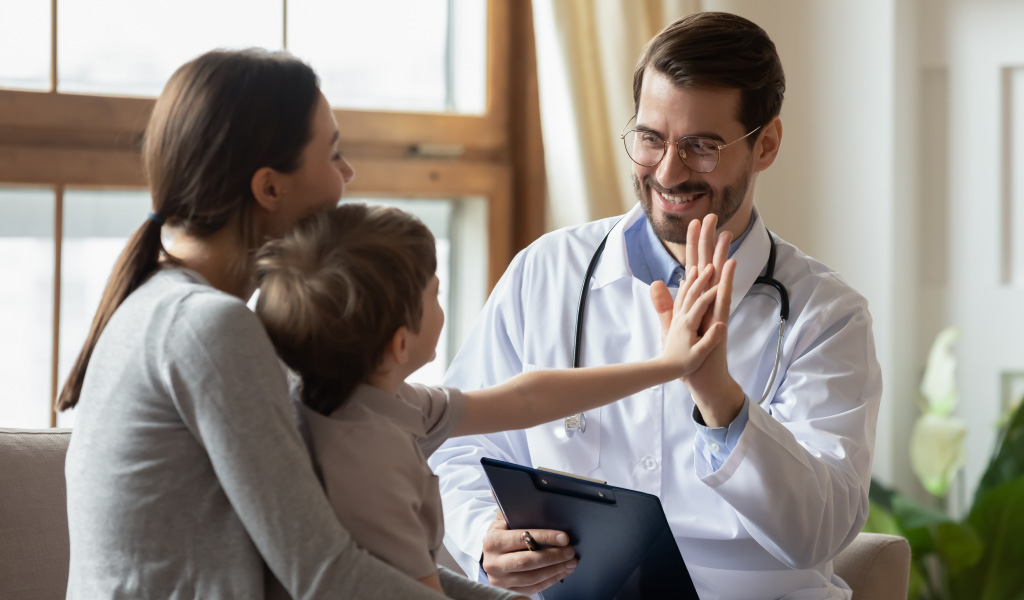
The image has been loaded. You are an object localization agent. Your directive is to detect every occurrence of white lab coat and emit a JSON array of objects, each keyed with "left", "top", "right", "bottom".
[{"left": 429, "top": 205, "right": 882, "bottom": 600}]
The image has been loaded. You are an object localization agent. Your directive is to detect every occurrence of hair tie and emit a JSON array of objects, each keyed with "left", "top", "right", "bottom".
[{"left": 147, "top": 212, "right": 166, "bottom": 226}]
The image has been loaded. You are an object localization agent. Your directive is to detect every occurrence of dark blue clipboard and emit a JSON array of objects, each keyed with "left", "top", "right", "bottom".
[{"left": 481, "top": 457, "right": 699, "bottom": 600}]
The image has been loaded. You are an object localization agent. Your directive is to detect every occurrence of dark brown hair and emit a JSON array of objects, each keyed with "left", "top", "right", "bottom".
[
  {"left": 254, "top": 204, "right": 437, "bottom": 416},
  {"left": 632, "top": 12, "right": 786, "bottom": 141},
  {"left": 56, "top": 48, "right": 321, "bottom": 411}
]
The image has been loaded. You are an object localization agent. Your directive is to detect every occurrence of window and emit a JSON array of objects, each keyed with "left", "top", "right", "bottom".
[
  {"left": 0, "top": 188, "right": 54, "bottom": 427},
  {"left": 0, "top": 0, "right": 542, "bottom": 428}
]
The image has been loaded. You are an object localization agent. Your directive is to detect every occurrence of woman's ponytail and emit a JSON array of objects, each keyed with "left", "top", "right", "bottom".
[{"left": 55, "top": 218, "right": 165, "bottom": 411}]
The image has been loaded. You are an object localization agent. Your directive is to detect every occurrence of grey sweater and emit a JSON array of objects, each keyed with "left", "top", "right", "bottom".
[{"left": 64, "top": 268, "right": 517, "bottom": 599}]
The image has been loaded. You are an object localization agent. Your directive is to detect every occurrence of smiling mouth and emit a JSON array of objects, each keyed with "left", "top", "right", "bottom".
[{"left": 657, "top": 189, "right": 706, "bottom": 204}]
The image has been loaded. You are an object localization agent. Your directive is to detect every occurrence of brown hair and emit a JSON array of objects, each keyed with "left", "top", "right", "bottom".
[
  {"left": 254, "top": 203, "right": 437, "bottom": 416},
  {"left": 632, "top": 12, "right": 786, "bottom": 142},
  {"left": 56, "top": 48, "right": 321, "bottom": 411}
]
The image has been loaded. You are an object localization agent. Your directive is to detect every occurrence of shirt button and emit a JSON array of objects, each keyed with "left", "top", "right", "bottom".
[
  {"left": 710, "top": 443, "right": 721, "bottom": 452},
  {"left": 640, "top": 456, "right": 658, "bottom": 471}
]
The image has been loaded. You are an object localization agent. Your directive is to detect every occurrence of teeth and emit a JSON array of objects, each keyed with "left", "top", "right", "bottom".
[{"left": 661, "top": 191, "right": 699, "bottom": 204}]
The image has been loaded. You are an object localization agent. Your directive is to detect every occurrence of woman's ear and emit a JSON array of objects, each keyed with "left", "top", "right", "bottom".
[
  {"left": 251, "top": 167, "right": 288, "bottom": 212},
  {"left": 753, "top": 116, "right": 783, "bottom": 172}
]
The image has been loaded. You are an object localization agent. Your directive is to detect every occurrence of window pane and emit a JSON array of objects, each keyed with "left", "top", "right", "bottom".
[
  {"left": 342, "top": 197, "right": 487, "bottom": 385},
  {"left": 57, "top": 189, "right": 152, "bottom": 427},
  {"left": 289, "top": 0, "right": 486, "bottom": 113},
  {"left": 58, "top": 0, "right": 282, "bottom": 96},
  {"left": 0, "top": 1, "right": 51, "bottom": 90},
  {"left": 0, "top": 188, "right": 55, "bottom": 428}
]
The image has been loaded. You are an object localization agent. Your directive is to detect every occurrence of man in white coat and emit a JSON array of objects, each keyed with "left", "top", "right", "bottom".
[{"left": 429, "top": 12, "right": 882, "bottom": 600}]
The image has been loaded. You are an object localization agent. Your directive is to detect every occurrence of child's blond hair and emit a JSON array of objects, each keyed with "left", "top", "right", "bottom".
[{"left": 255, "top": 203, "right": 436, "bottom": 415}]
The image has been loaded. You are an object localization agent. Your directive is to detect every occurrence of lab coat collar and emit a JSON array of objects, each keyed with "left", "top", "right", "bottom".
[
  {"left": 591, "top": 204, "right": 770, "bottom": 318},
  {"left": 591, "top": 203, "right": 646, "bottom": 289},
  {"left": 727, "top": 210, "right": 770, "bottom": 316}
]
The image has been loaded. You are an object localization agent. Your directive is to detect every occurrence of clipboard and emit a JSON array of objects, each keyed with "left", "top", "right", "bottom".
[{"left": 481, "top": 457, "right": 699, "bottom": 600}]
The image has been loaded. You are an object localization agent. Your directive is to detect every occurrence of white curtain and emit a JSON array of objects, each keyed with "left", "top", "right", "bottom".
[{"left": 531, "top": 0, "right": 702, "bottom": 231}]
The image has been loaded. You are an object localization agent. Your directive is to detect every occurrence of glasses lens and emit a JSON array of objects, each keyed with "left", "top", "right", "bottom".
[
  {"left": 623, "top": 130, "right": 665, "bottom": 167},
  {"left": 679, "top": 137, "right": 720, "bottom": 173}
]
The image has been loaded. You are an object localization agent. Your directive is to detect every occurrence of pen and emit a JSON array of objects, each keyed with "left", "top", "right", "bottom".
[{"left": 521, "top": 530, "right": 540, "bottom": 551}]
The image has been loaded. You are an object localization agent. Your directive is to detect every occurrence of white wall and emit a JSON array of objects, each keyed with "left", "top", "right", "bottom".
[
  {"left": 705, "top": 0, "right": 914, "bottom": 489},
  {"left": 700, "top": 0, "right": 1024, "bottom": 508}
]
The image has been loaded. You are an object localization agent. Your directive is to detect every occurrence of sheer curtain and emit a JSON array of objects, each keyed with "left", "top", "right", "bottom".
[{"left": 531, "top": 0, "right": 701, "bottom": 230}]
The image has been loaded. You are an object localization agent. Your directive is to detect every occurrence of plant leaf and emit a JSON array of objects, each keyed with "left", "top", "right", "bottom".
[
  {"left": 919, "top": 327, "right": 959, "bottom": 415},
  {"left": 934, "top": 521, "right": 983, "bottom": 574},
  {"left": 975, "top": 400, "right": 1024, "bottom": 502},
  {"left": 949, "top": 478, "right": 1024, "bottom": 600},
  {"left": 892, "top": 493, "right": 952, "bottom": 530},
  {"left": 863, "top": 499, "right": 903, "bottom": 536},
  {"left": 890, "top": 495, "right": 951, "bottom": 557},
  {"left": 910, "top": 413, "right": 967, "bottom": 497}
]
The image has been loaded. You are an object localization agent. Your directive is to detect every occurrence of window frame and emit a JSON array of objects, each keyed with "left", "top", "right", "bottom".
[{"left": 0, "top": 0, "right": 546, "bottom": 427}]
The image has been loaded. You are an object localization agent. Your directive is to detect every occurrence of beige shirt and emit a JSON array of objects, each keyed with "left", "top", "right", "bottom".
[{"left": 298, "top": 383, "right": 467, "bottom": 580}]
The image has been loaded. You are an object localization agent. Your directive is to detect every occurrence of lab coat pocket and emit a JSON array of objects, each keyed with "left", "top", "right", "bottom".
[{"left": 521, "top": 362, "right": 601, "bottom": 476}]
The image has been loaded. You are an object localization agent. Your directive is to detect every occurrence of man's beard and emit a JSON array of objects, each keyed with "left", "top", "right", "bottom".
[{"left": 633, "top": 168, "right": 752, "bottom": 244}]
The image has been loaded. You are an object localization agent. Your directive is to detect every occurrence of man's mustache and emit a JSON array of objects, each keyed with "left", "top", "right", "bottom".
[{"left": 642, "top": 176, "right": 710, "bottom": 196}]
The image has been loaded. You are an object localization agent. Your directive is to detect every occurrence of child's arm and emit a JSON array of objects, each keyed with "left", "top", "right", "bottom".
[
  {"left": 455, "top": 262, "right": 731, "bottom": 436},
  {"left": 418, "top": 572, "right": 445, "bottom": 594}
]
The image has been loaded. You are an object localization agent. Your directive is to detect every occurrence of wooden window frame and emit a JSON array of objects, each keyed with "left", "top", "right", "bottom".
[{"left": 0, "top": 0, "right": 545, "bottom": 426}]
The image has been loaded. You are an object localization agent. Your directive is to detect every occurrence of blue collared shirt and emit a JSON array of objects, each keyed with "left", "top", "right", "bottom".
[{"left": 623, "top": 212, "right": 756, "bottom": 471}]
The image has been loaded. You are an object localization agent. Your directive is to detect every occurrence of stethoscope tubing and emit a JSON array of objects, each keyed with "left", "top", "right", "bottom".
[{"left": 567, "top": 221, "right": 789, "bottom": 436}]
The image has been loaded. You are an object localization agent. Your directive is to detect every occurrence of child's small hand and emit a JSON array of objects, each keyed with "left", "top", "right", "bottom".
[{"left": 650, "top": 263, "right": 728, "bottom": 378}]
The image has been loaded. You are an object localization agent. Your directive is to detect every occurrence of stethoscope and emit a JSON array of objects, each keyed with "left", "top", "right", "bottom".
[{"left": 564, "top": 221, "right": 791, "bottom": 438}]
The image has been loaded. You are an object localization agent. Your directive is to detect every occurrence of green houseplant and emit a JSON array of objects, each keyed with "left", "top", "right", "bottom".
[{"left": 865, "top": 329, "right": 1024, "bottom": 599}]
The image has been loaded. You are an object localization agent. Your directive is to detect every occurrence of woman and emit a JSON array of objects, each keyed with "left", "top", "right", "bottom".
[{"left": 58, "top": 49, "right": 514, "bottom": 600}]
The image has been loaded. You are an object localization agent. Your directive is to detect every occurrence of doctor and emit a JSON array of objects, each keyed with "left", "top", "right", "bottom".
[{"left": 429, "top": 11, "right": 881, "bottom": 600}]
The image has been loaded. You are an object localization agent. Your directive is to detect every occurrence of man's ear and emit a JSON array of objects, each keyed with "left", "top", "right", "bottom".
[
  {"left": 251, "top": 166, "right": 288, "bottom": 212},
  {"left": 753, "top": 116, "right": 782, "bottom": 172}
]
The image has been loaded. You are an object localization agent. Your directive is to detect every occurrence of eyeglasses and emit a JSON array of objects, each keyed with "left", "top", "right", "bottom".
[{"left": 620, "top": 117, "right": 762, "bottom": 173}]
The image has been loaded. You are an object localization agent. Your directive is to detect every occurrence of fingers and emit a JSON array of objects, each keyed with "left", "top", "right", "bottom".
[
  {"left": 484, "top": 513, "right": 570, "bottom": 549},
  {"left": 713, "top": 229, "right": 733, "bottom": 277},
  {"left": 650, "top": 280, "right": 674, "bottom": 318},
  {"left": 680, "top": 264, "right": 713, "bottom": 315},
  {"left": 688, "top": 321, "right": 728, "bottom": 359},
  {"left": 680, "top": 282, "right": 720, "bottom": 330},
  {"left": 685, "top": 218, "right": 701, "bottom": 271},
  {"left": 714, "top": 258, "right": 737, "bottom": 322},
  {"left": 698, "top": 213, "right": 718, "bottom": 272},
  {"left": 650, "top": 280, "right": 674, "bottom": 343},
  {"left": 481, "top": 525, "right": 577, "bottom": 593},
  {"left": 485, "top": 548, "right": 577, "bottom": 593}
]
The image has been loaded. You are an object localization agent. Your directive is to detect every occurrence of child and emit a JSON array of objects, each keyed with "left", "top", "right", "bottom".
[{"left": 253, "top": 203, "right": 725, "bottom": 596}]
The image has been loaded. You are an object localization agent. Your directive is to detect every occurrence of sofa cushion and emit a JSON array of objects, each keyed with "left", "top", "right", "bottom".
[{"left": 0, "top": 428, "right": 72, "bottom": 600}]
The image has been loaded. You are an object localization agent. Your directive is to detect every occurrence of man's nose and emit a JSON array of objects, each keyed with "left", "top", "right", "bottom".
[{"left": 655, "top": 144, "right": 693, "bottom": 189}]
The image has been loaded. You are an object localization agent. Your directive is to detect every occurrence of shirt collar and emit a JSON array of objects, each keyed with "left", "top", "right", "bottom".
[
  {"left": 625, "top": 210, "right": 757, "bottom": 288},
  {"left": 335, "top": 383, "right": 424, "bottom": 436},
  {"left": 591, "top": 203, "right": 771, "bottom": 318}
]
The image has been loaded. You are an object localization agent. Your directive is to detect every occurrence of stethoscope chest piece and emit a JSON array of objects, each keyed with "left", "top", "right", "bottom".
[{"left": 564, "top": 412, "right": 586, "bottom": 437}]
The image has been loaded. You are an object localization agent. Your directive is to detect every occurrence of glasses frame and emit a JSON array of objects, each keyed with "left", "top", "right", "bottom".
[{"left": 619, "top": 116, "right": 762, "bottom": 172}]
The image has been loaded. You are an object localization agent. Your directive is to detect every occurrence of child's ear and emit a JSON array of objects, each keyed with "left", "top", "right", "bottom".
[{"left": 387, "top": 326, "right": 411, "bottom": 366}]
